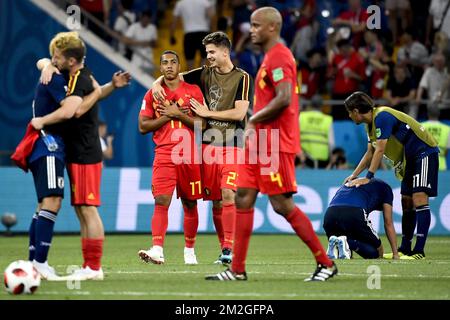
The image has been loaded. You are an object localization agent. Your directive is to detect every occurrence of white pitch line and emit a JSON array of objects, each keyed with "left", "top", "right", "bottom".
[
  {"left": 106, "top": 270, "right": 450, "bottom": 279},
  {"left": 37, "top": 290, "right": 418, "bottom": 299}
]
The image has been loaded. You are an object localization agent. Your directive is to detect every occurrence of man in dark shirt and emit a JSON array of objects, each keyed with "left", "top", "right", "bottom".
[
  {"left": 384, "top": 64, "right": 416, "bottom": 113},
  {"left": 25, "top": 71, "right": 90, "bottom": 280},
  {"left": 323, "top": 179, "right": 399, "bottom": 259},
  {"left": 35, "top": 31, "right": 130, "bottom": 280}
]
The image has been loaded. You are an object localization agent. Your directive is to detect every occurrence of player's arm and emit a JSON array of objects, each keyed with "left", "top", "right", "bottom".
[
  {"left": 73, "top": 71, "right": 130, "bottom": 118},
  {"left": 382, "top": 203, "right": 399, "bottom": 259},
  {"left": 344, "top": 143, "right": 374, "bottom": 183},
  {"left": 152, "top": 68, "right": 202, "bottom": 101},
  {"left": 73, "top": 77, "right": 103, "bottom": 118},
  {"left": 249, "top": 82, "right": 291, "bottom": 124},
  {"left": 97, "top": 71, "right": 131, "bottom": 100},
  {"left": 138, "top": 115, "right": 170, "bottom": 134},
  {"left": 158, "top": 101, "right": 205, "bottom": 130},
  {"left": 190, "top": 74, "right": 251, "bottom": 121},
  {"left": 31, "top": 96, "right": 83, "bottom": 130},
  {"left": 191, "top": 99, "right": 248, "bottom": 121},
  {"left": 366, "top": 138, "right": 387, "bottom": 176},
  {"left": 37, "top": 58, "right": 60, "bottom": 85}
]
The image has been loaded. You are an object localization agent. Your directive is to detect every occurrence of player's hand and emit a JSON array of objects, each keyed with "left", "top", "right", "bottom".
[
  {"left": 158, "top": 100, "right": 182, "bottom": 118},
  {"left": 31, "top": 117, "right": 44, "bottom": 130},
  {"left": 40, "top": 63, "right": 60, "bottom": 85},
  {"left": 343, "top": 174, "right": 357, "bottom": 184},
  {"left": 152, "top": 82, "right": 166, "bottom": 102},
  {"left": 112, "top": 71, "right": 131, "bottom": 88},
  {"left": 346, "top": 177, "right": 370, "bottom": 188},
  {"left": 190, "top": 98, "right": 210, "bottom": 117}
]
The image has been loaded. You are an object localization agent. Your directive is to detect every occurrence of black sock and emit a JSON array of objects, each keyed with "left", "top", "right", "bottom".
[
  {"left": 400, "top": 209, "right": 416, "bottom": 254},
  {"left": 413, "top": 205, "right": 431, "bottom": 254},
  {"left": 28, "top": 212, "right": 39, "bottom": 261}
]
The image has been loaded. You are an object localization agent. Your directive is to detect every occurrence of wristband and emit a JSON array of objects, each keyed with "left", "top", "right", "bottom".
[{"left": 366, "top": 171, "right": 374, "bottom": 179}]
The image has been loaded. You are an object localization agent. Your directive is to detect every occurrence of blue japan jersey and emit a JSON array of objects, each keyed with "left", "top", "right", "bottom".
[
  {"left": 374, "top": 111, "right": 439, "bottom": 160},
  {"left": 29, "top": 74, "right": 67, "bottom": 163},
  {"left": 329, "top": 179, "right": 394, "bottom": 213}
]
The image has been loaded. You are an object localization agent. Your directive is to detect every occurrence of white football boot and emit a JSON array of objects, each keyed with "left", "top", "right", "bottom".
[
  {"left": 184, "top": 247, "right": 198, "bottom": 265},
  {"left": 138, "top": 246, "right": 165, "bottom": 264}
]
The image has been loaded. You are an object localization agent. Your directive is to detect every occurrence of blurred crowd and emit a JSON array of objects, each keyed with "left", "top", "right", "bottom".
[
  {"left": 68, "top": 0, "right": 450, "bottom": 121},
  {"left": 58, "top": 0, "right": 450, "bottom": 168}
]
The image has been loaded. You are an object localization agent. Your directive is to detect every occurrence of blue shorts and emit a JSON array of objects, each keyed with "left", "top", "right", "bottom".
[
  {"left": 401, "top": 152, "right": 439, "bottom": 197},
  {"left": 29, "top": 156, "right": 65, "bottom": 202},
  {"left": 323, "top": 206, "right": 381, "bottom": 249}
]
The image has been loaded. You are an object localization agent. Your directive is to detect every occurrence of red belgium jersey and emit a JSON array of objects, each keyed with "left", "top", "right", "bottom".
[
  {"left": 254, "top": 42, "right": 300, "bottom": 154},
  {"left": 140, "top": 81, "right": 204, "bottom": 158}
]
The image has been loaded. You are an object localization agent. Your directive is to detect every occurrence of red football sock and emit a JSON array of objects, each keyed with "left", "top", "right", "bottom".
[
  {"left": 231, "top": 208, "right": 254, "bottom": 274},
  {"left": 183, "top": 205, "right": 198, "bottom": 248},
  {"left": 81, "top": 238, "right": 88, "bottom": 268},
  {"left": 151, "top": 204, "right": 169, "bottom": 247},
  {"left": 222, "top": 203, "right": 236, "bottom": 250},
  {"left": 212, "top": 207, "right": 224, "bottom": 248},
  {"left": 286, "top": 206, "right": 332, "bottom": 267},
  {"left": 84, "top": 238, "right": 104, "bottom": 271}
]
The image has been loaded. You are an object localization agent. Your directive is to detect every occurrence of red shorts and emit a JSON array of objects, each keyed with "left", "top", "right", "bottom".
[
  {"left": 67, "top": 162, "right": 102, "bottom": 206},
  {"left": 237, "top": 151, "right": 297, "bottom": 195},
  {"left": 152, "top": 155, "right": 202, "bottom": 200},
  {"left": 201, "top": 145, "right": 241, "bottom": 200}
]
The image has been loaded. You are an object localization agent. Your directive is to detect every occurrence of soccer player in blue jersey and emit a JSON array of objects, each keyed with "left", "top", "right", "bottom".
[
  {"left": 34, "top": 31, "right": 131, "bottom": 280},
  {"left": 344, "top": 91, "right": 439, "bottom": 260},
  {"left": 25, "top": 61, "right": 101, "bottom": 280},
  {"left": 323, "top": 178, "right": 399, "bottom": 259}
]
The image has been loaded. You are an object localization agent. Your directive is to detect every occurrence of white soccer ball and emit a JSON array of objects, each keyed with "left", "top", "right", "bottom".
[{"left": 3, "top": 260, "right": 41, "bottom": 295}]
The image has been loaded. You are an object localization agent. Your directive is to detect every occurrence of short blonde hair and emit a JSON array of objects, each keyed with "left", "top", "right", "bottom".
[{"left": 49, "top": 31, "right": 86, "bottom": 62}]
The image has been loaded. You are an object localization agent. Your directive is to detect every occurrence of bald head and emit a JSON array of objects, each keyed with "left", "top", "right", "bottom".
[
  {"left": 250, "top": 6, "right": 283, "bottom": 49},
  {"left": 252, "top": 7, "right": 282, "bottom": 32}
]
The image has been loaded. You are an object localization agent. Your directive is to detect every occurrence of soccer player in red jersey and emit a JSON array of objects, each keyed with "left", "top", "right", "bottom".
[
  {"left": 206, "top": 7, "right": 338, "bottom": 281},
  {"left": 152, "top": 32, "right": 253, "bottom": 265},
  {"left": 138, "top": 51, "right": 206, "bottom": 265}
]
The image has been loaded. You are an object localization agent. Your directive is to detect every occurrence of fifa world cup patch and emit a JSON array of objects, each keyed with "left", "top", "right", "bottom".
[
  {"left": 375, "top": 128, "right": 381, "bottom": 138},
  {"left": 272, "top": 68, "right": 284, "bottom": 82}
]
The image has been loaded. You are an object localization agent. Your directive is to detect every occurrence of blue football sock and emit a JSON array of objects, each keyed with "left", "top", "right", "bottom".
[
  {"left": 400, "top": 209, "right": 416, "bottom": 254},
  {"left": 413, "top": 205, "right": 431, "bottom": 253},
  {"left": 34, "top": 209, "right": 57, "bottom": 263},
  {"left": 28, "top": 212, "right": 39, "bottom": 261},
  {"left": 347, "top": 238, "right": 379, "bottom": 259}
]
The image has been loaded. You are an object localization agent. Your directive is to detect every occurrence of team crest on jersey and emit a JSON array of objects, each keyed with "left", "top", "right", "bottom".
[
  {"left": 57, "top": 177, "right": 64, "bottom": 189},
  {"left": 272, "top": 67, "right": 284, "bottom": 82},
  {"left": 375, "top": 128, "right": 381, "bottom": 138}
]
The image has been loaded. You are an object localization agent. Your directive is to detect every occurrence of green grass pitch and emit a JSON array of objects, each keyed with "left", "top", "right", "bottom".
[{"left": 1, "top": 234, "right": 449, "bottom": 300}]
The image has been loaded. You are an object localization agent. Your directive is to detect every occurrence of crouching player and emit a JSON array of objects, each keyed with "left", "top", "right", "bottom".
[
  {"left": 138, "top": 51, "right": 206, "bottom": 264},
  {"left": 323, "top": 178, "right": 399, "bottom": 259}
]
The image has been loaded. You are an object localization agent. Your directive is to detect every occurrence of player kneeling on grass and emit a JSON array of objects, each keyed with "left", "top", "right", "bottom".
[
  {"left": 138, "top": 50, "right": 206, "bottom": 265},
  {"left": 324, "top": 178, "right": 399, "bottom": 260},
  {"left": 344, "top": 91, "right": 439, "bottom": 260}
]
